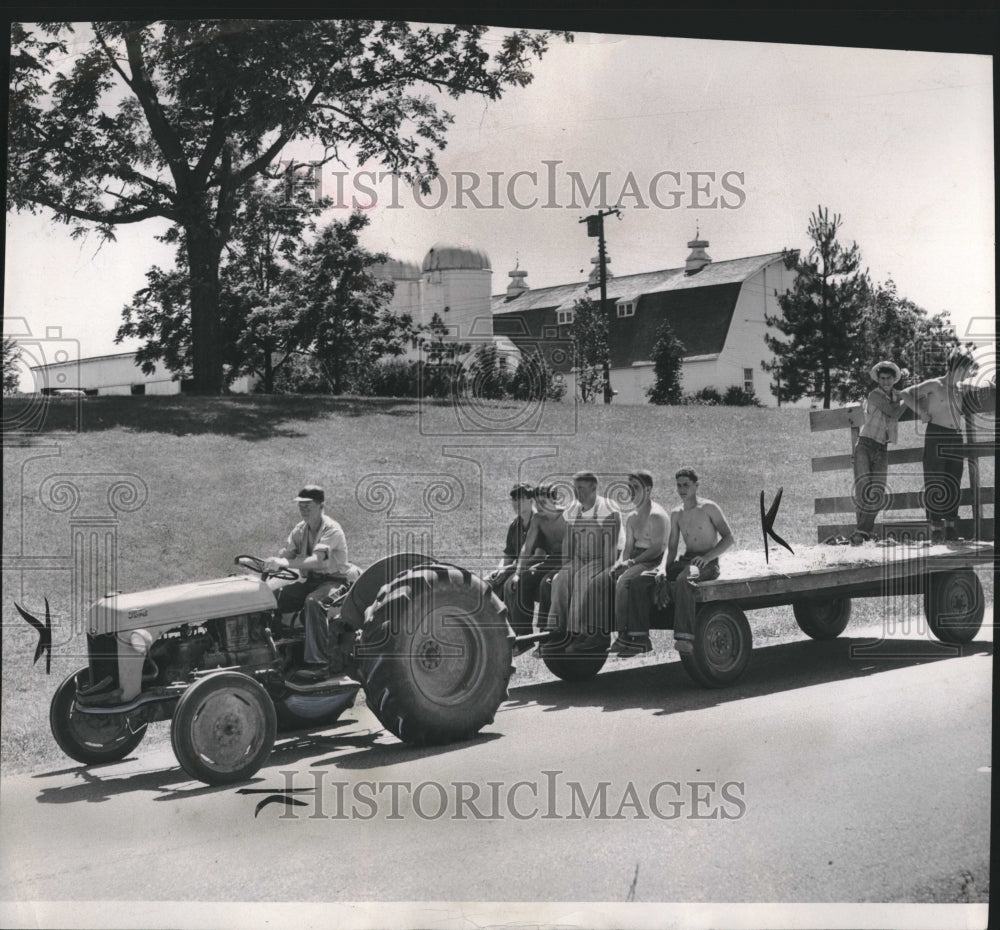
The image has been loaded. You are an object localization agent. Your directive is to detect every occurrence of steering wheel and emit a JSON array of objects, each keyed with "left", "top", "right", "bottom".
[{"left": 235, "top": 554, "right": 298, "bottom": 581}]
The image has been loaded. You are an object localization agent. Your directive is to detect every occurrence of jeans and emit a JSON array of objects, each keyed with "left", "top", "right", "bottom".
[
  {"left": 922, "top": 424, "right": 964, "bottom": 524},
  {"left": 853, "top": 436, "right": 889, "bottom": 535}
]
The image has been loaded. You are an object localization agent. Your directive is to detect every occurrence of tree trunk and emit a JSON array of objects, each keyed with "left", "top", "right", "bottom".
[
  {"left": 263, "top": 340, "right": 274, "bottom": 394},
  {"left": 186, "top": 220, "right": 225, "bottom": 394}
]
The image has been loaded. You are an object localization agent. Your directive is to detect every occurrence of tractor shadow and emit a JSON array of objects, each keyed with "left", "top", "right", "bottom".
[
  {"left": 504, "top": 635, "right": 993, "bottom": 717},
  {"left": 28, "top": 717, "right": 503, "bottom": 804}
]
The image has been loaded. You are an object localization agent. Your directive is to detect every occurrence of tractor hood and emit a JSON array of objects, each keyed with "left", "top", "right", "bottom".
[{"left": 89, "top": 575, "right": 278, "bottom": 636}]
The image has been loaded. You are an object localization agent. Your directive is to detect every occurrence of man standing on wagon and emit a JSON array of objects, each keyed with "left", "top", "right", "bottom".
[{"left": 898, "top": 349, "right": 977, "bottom": 541}]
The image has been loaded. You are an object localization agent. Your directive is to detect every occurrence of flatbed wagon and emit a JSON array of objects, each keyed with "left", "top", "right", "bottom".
[{"left": 532, "top": 393, "right": 994, "bottom": 688}]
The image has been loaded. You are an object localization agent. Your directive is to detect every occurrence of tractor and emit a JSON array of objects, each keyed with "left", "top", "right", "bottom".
[{"left": 48, "top": 553, "right": 514, "bottom": 786}]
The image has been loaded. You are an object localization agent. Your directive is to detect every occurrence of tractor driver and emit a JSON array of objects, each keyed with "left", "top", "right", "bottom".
[{"left": 265, "top": 485, "right": 361, "bottom": 683}]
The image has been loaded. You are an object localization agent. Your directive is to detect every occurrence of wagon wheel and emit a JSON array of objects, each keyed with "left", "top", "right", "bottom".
[
  {"left": 683, "top": 602, "right": 752, "bottom": 688},
  {"left": 924, "top": 570, "right": 985, "bottom": 645},
  {"left": 793, "top": 597, "right": 852, "bottom": 640}
]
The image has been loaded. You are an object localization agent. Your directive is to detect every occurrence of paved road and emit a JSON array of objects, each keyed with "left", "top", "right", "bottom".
[{"left": 1, "top": 627, "right": 991, "bottom": 923}]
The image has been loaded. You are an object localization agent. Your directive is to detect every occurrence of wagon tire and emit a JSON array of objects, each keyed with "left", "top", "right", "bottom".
[
  {"left": 924, "top": 570, "right": 984, "bottom": 645},
  {"left": 541, "top": 630, "right": 609, "bottom": 682},
  {"left": 170, "top": 672, "right": 276, "bottom": 786},
  {"left": 687, "top": 602, "right": 752, "bottom": 688},
  {"left": 50, "top": 667, "right": 147, "bottom": 764},
  {"left": 358, "top": 565, "right": 514, "bottom": 745},
  {"left": 679, "top": 650, "right": 710, "bottom": 687},
  {"left": 793, "top": 597, "right": 852, "bottom": 640}
]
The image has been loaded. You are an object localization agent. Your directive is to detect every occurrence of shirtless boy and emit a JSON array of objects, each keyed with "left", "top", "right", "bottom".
[
  {"left": 608, "top": 470, "right": 670, "bottom": 656},
  {"left": 897, "top": 350, "right": 976, "bottom": 540},
  {"left": 655, "top": 467, "right": 734, "bottom": 653}
]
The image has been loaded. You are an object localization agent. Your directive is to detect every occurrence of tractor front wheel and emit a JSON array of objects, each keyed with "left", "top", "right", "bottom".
[{"left": 50, "top": 667, "right": 147, "bottom": 765}]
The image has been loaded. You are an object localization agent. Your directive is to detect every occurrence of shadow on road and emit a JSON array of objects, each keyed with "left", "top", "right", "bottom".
[
  {"left": 505, "top": 636, "right": 993, "bottom": 717},
  {"left": 31, "top": 761, "right": 240, "bottom": 804},
  {"left": 27, "top": 717, "right": 504, "bottom": 803}
]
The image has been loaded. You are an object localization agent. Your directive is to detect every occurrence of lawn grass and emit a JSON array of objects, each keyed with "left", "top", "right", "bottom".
[{"left": 2, "top": 394, "right": 993, "bottom": 774}]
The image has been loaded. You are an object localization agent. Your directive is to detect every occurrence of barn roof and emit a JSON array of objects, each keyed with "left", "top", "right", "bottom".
[{"left": 491, "top": 251, "right": 787, "bottom": 370}]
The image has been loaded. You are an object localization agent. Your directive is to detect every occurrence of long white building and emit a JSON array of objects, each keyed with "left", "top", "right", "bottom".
[{"left": 29, "top": 351, "right": 254, "bottom": 396}]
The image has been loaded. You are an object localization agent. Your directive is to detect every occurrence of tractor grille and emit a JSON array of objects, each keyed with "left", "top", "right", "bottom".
[{"left": 86, "top": 633, "right": 120, "bottom": 692}]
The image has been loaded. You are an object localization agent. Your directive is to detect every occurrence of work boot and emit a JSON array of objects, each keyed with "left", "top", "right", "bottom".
[
  {"left": 565, "top": 632, "right": 608, "bottom": 654},
  {"left": 610, "top": 633, "right": 652, "bottom": 657}
]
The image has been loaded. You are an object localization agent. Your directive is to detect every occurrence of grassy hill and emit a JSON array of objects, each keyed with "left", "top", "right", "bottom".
[{"left": 2, "top": 394, "right": 993, "bottom": 772}]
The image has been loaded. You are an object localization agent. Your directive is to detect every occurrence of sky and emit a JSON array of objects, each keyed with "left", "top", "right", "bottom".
[{"left": 4, "top": 25, "right": 995, "bottom": 385}]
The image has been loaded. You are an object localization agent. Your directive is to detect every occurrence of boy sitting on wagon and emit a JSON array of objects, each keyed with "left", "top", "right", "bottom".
[{"left": 654, "top": 467, "right": 734, "bottom": 655}]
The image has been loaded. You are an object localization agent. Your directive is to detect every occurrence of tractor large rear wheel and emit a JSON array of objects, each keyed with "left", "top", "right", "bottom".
[{"left": 358, "top": 565, "right": 514, "bottom": 745}]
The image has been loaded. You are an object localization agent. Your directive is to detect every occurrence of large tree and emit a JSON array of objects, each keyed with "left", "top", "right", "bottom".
[
  {"left": 116, "top": 178, "right": 379, "bottom": 392},
  {"left": 763, "top": 206, "right": 869, "bottom": 408},
  {"left": 8, "top": 20, "right": 568, "bottom": 393}
]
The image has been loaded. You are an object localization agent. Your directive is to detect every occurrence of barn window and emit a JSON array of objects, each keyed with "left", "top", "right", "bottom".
[
  {"left": 557, "top": 309, "right": 574, "bottom": 325},
  {"left": 616, "top": 300, "right": 636, "bottom": 318},
  {"left": 743, "top": 368, "right": 754, "bottom": 393}
]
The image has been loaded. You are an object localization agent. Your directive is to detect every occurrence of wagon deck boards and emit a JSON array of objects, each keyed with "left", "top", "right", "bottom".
[{"left": 692, "top": 541, "right": 994, "bottom": 607}]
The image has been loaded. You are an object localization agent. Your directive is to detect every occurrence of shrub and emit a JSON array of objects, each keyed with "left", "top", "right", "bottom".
[
  {"left": 722, "top": 385, "right": 763, "bottom": 407},
  {"left": 683, "top": 386, "right": 723, "bottom": 406}
]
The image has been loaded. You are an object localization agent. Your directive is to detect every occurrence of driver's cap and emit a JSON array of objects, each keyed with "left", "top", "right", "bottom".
[{"left": 294, "top": 485, "right": 325, "bottom": 503}]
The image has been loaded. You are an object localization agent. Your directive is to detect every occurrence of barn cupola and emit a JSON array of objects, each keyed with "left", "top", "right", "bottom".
[
  {"left": 685, "top": 227, "right": 712, "bottom": 275},
  {"left": 506, "top": 260, "right": 529, "bottom": 300}
]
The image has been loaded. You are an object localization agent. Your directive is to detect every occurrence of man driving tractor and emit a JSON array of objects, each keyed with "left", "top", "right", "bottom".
[{"left": 265, "top": 485, "right": 361, "bottom": 682}]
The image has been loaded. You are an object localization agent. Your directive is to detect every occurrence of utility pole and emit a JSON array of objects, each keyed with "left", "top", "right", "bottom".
[{"left": 581, "top": 207, "right": 621, "bottom": 403}]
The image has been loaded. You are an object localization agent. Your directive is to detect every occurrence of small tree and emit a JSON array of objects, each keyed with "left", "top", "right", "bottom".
[
  {"left": 465, "top": 343, "right": 514, "bottom": 400},
  {"left": 763, "top": 206, "right": 869, "bottom": 408},
  {"left": 646, "top": 321, "right": 685, "bottom": 404},
  {"left": 568, "top": 296, "right": 609, "bottom": 403},
  {"left": 294, "top": 216, "right": 409, "bottom": 395},
  {"left": 510, "top": 347, "right": 566, "bottom": 402},
  {"left": 840, "top": 278, "right": 966, "bottom": 402},
  {"left": 2, "top": 337, "right": 24, "bottom": 395},
  {"left": 416, "top": 312, "right": 471, "bottom": 398}
]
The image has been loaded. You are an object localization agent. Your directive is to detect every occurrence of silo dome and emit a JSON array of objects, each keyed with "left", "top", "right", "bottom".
[
  {"left": 372, "top": 258, "right": 423, "bottom": 281},
  {"left": 422, "top": 242, "right": 492, "bottom": 273}
]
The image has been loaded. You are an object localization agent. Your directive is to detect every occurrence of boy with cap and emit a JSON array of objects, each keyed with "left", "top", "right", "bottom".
[
  {"left": 505, "top": 484, "right": 567, "bottom": 641},
  {"left": 854, "top": 360, "right": 908, "bottom": 538},
  {"left": 485, "top": 483, "right": 536, "bottom": 596},
  {"left": 265, "top": 485, "right": 361, "bottom": 682}
]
